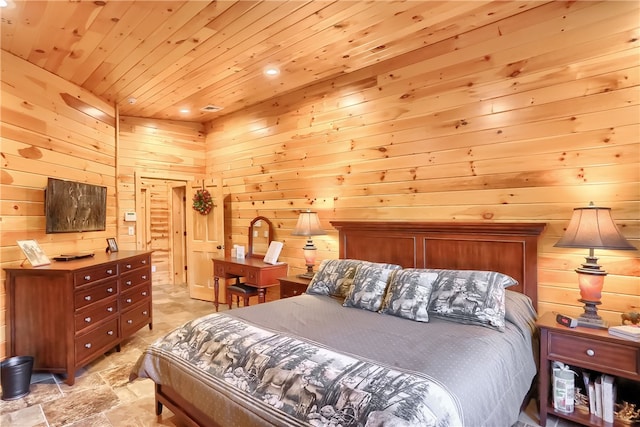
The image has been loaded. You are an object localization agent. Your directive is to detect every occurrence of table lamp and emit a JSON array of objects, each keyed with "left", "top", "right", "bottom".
[
  {"left": 291, "top": 210, "right": 326, "bottom": 279},
  {"left": 554, "top": 202, "right": 636, "bottom": 328}
]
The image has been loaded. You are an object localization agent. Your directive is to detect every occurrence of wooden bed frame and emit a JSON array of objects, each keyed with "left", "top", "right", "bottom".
[{"left": 154, "top": 221, "right": 546, "bottom": 426}]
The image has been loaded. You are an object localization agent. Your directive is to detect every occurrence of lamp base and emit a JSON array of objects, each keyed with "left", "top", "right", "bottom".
[
  {"left": 577, "top": 299, "right": 608, "bottom": 329},
  {"left": 297, "top": 271, "right": 316, "bottom": 280},
  {"left": 576, "top": 316, "right": 608, "bottom": 329}
]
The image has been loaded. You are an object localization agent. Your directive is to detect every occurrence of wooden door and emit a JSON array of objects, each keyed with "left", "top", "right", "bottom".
[
  {"left": 170, "top": 183, "right": 187, "bottom": 285},
  {"left": 186, "top": 177, "right": 225, "bottom": 301}
]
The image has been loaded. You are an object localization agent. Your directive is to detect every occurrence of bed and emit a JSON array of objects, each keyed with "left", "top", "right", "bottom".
[{"left": 131, "top": 221, "right": 546, "bottom": 427}]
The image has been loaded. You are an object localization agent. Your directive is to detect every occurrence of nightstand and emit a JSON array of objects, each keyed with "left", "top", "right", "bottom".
[
  {"left": 279, "top": 276, "right": 311, "bottom": 299},
  {"left": 537, "top": 311, "right": 640, "bottom": 427}
]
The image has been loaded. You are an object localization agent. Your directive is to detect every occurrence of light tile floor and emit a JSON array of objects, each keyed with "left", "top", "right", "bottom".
[{"left": 1, "top": 283, "right": 577, "bottom": 427}]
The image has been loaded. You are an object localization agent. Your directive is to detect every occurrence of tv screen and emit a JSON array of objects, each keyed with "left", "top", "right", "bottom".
[{"left": 45, "top": 178, "right": 107, "bottom": 233}]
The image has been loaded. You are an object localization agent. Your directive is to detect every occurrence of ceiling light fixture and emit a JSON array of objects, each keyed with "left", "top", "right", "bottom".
[
  {"left": 179, "top": 108, "right": 190, "bottom": 114},
  {"left": 264, "top": 67, "right": 280, "bottom": 76},
  {"left": 0, "top": 0, "right": 8, "bottom": 8}
]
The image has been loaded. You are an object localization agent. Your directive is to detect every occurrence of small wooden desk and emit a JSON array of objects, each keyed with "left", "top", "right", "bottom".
[{"left": 212, "top": 257, "right": 288, "bottom": 311}]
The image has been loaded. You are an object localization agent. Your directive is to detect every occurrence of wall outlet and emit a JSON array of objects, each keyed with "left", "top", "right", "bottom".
[
  {"left": 151, "top": 265, "right": 156, "bottom": 273},
  {"left": 128, "top": 226, "right": 134, "bottom": 235}
]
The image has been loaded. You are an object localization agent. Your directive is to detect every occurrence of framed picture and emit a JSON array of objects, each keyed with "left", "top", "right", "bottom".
[
  {"left": 17, "top": 240, "right": 51, "bottom": 267},
  {"left": 106, "top": 238, "right": 119, "bottom": 253}
]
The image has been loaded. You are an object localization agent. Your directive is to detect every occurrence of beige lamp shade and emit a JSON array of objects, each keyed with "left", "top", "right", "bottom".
[
  {"left": 554, "top": 203, "right": 636, "bottom": 251},
  {"left": 291, "top": 210, "right": 325, "bottom": 237}
]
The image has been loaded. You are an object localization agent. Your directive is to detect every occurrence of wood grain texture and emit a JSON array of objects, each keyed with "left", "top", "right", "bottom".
[
  {"left": 0, "top": 1, "right": 544, "bottom": 122},
  {"left": 205, "top": 1, "right": 640, "bottom": 326}
]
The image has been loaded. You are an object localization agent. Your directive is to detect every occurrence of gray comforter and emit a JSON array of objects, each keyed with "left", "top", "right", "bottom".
[{"left": 132, "top": 290, "right": 537, "bottom": 427}]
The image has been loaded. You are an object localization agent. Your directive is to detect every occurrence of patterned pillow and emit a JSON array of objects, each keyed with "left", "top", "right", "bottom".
[
  {"left": 343, "top": 263, "right": 402, "bottom": 312},
  {"left": 379, "top": 269, "right": 439, "bottom": 322},
  {"left": 427, "top": 269, "right": 517, "bottom": 332},
  {"left": 305, "top": 259, "right": 366, "bottom": 298},
  {"left": 306, "top": 259, "right": 402, "bottom": 298}
]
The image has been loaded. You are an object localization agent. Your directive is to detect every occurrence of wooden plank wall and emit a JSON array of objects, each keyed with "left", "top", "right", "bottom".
[
  {"left": 0, "top": 56, "right": 206, "bottom": 358},
  {"left": 118, "top": 117, "right": 206, "bottom": 285},
  {"left": 0, "top": 50, "right": 117, "bottom": 359},
  {"left": 205, "top": 1, "right": 640, "bottom": 324}
]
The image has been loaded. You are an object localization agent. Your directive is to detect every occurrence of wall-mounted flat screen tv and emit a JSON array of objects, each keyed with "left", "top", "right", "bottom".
[{"left": 45, "top": 177, "right": 107, "bottom": 233}]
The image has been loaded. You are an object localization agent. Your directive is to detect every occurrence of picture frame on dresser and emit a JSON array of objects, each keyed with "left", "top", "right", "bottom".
[
  {"left": 106, "top": 237, "right": 118, "bottom": 252},
  {"left": 17, "top": 239, "right": 50, "bottom": 267}
]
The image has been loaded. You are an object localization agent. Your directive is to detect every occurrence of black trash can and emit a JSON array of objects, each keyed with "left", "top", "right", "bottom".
[{"left": 1, "top": 356, "right": 34, "bottom": 400}]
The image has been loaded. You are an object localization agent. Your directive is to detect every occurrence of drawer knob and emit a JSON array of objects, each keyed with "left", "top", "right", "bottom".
[
  {"left": 107, "top": 330, "right": 114, "bottom": 336},
  {"left": 126, "top": 264, "right": 132, "bottom": 269},
  {"left": 142, "top": 275, "right": 147, "bottom": 280},
  {"left": 107, "top": 307, "right": 114, "bottom": 312},
  {"left": 85, "top": 343, "right": 92, "bottom": 349},
  {"left": 586, "top": 349, "right": 595, "bottom": 357},
  {"left": 84, "top": 317, "right": 91, "bottom": 323},
  {"left": 107, "top": 287, "right": 114, "bottom": 293},
  {"left": 126, "top": 298, "right": 132, "bottom": 303},
  {"left": 84, "top": 275, "right": 91, "bottom": 281},
  {"left": 84, "top": 296, "right": 92, "bottom": 301},
  {"left": 106, "top": 269, "right": 113, "bottom": 274},
  {"left": 126, "top": 281, "right": 132, "bottom": 286},
  {"left": 143, "top": 311, "right": 148, "bottom": 315},
  {"left": 142, "top": 260, "right": 147, "bottom": 264},
  {"left": 127, "top": 319, "right": 133, "bottom": 324},
  {"left": 142, "top": 291, "right": 148, "bottom": 296}
]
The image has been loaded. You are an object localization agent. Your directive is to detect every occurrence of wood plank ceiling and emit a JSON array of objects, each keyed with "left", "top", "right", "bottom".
[{"left": 0, "top": 1, "right": 546, "bottom": 122}]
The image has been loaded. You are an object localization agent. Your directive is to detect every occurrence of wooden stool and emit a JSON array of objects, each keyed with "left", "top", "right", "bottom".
[{"left": 226, "top": 283, "right": 259, "bottom": 308}]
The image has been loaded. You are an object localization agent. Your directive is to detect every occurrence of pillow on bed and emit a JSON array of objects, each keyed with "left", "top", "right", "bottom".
[
  {"left": 342, "top": 263, "right": 401, "bottom": 311},
  {"left": 379, "top": 269, "right": 439, "bottom": 322},
  {"left": 427, "top": 269, "right": 517, "bottom": 332},
  {"left": 306, "top": 259, "right": 401, "bottom": 298}
]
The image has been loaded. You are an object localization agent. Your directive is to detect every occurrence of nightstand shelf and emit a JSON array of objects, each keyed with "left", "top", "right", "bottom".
[{"left": 537, "top": 312, "right": 640, "bottom": 427}]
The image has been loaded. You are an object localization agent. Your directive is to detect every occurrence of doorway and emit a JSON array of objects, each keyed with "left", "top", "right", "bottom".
[
  {"left": 134, "top": 174, "right": 225, "bottom": 300},
  {"left": 136, "top": 177, "right": 188, "bottom": 286}
]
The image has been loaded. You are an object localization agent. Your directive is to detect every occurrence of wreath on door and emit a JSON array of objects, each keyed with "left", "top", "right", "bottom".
[{"left": 192, "top": 189, "right": 213, "bottom": 215}]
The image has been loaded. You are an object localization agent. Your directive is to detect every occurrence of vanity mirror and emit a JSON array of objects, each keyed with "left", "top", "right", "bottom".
[{"left": 248, "top": 216, "right": 273, "bottom": 258}]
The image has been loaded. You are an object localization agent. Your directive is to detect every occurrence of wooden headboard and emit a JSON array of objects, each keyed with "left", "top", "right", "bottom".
[{"left": 331, "top": 221, "right": 546, "bottom": 309}]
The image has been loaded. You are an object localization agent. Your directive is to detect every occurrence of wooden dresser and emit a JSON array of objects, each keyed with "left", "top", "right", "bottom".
[{"left": 4, "top": 251, "right": 152, "bottom": 385}]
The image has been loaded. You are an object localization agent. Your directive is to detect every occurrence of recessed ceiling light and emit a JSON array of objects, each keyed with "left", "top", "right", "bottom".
[
  {"left": 179, "top": 108, "right": 190, "bottom": 114},
  {"left": 264, "top": 67, "right": 280, "bottom": 76}
]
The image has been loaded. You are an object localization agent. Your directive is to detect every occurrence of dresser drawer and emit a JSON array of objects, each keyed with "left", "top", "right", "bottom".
[
  {"left": 74, "top": 296, "right": 118, "bottom": 333},
  {"left": 219, "top": 263, "right": 250, "bottom": 277},
  {"left": 75, "top": 318, "right": 120, "bottom": 364},
  {"left": 548, "top": 331, "right": 639, "bottom": 377},
  {"left": 120, "top": 283, "right": 151, "bottom": 308},
  {"left": 74, "top": 281, "right": 118, "bottom": 310},
  {"left": 121, "top": 268, "right": 151, "bottom": 289},
  {"left": 74, "top": 263, "right": 118, "bottom": 287},
  {"left": 121, "top": 301, "right": 151, "bottom": 337},
  {"left": 280, "top": 279, "right": 309, "bottom": 298},
  {"left": 119, "top": 255, "right": 150, "bottom": 273}
]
